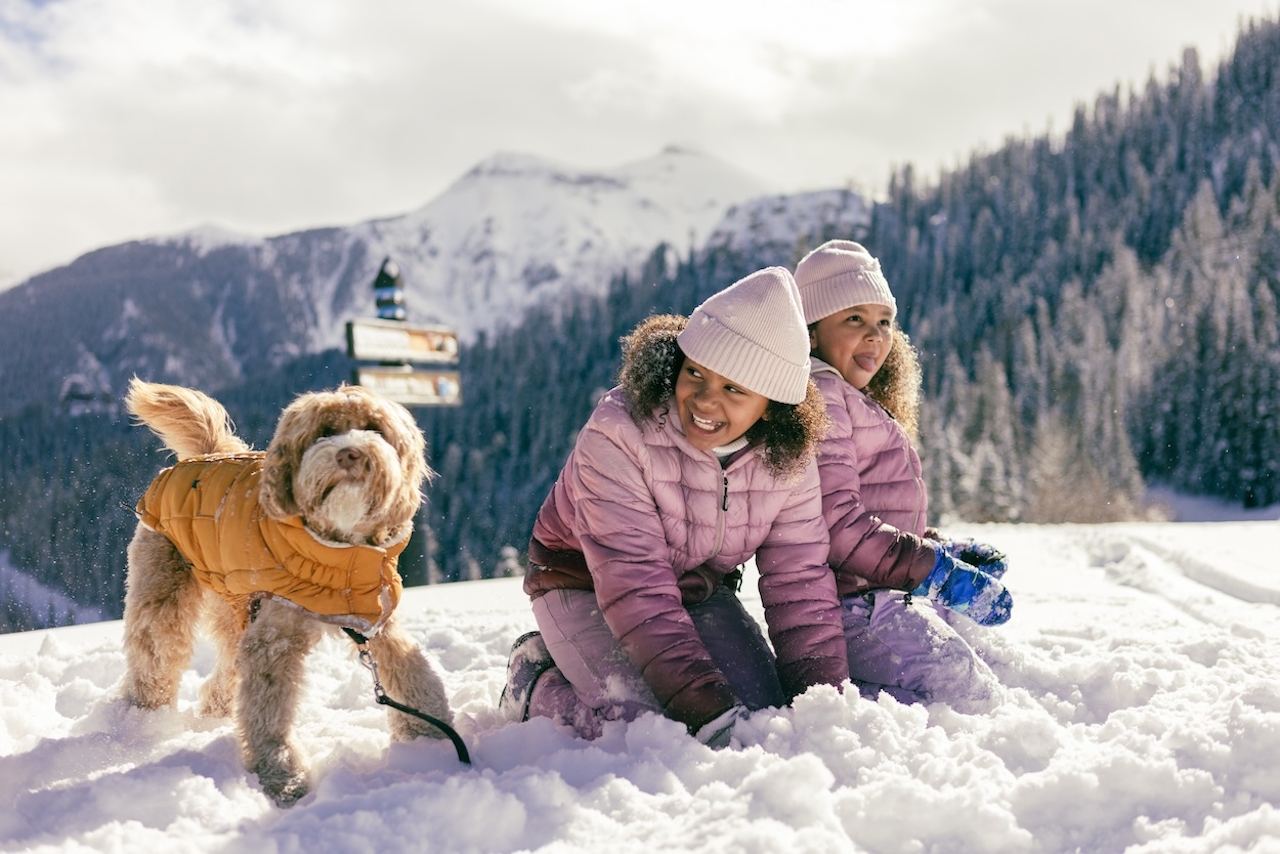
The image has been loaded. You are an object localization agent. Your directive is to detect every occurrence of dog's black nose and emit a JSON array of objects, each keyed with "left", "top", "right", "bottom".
[{"left": 336, "top": 447, "right": 364, "bottom": 470}]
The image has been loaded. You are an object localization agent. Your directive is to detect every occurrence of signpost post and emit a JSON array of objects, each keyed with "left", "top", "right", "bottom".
[{"left": 346, "top": 257, "right": 461, "bottom": 407}]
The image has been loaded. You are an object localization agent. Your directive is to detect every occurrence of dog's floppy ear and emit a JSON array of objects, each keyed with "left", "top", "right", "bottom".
[
  {"left": 258, "top": 399, "right": 311, "bottom": 519},
  {"left": 383, "top": 397, "right": 431, "bottom": 528},
  {"left": 386, "top": 394, "right": 432, "bottom": 491}
]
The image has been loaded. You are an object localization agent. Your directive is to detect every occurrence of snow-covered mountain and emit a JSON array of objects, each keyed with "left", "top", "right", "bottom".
[
  {"left": 701, "top": 188, "right": 873, "bottom": 269},
  {"left": 351, "top": 145, "right": 775, "bottom": 341},
  {"left": 0, "top": 146, "right": 871, "bottom": 416}
]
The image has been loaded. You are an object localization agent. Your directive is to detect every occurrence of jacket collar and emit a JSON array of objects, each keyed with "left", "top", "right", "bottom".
[
  {"left": 809, "top": 355, "right": 840, "bottom": 377},
  {"left": 275, "top": 513, "right": 410, "bottom": 561}
]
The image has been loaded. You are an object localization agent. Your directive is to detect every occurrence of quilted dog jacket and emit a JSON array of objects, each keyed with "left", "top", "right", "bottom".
[{"left": 135, "top": 452, "right": 406, "bottom": 633}]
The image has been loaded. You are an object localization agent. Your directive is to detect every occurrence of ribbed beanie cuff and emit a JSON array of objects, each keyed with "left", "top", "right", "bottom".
[
  {"left": 676, "top": 267, "right": 810, "bottom": 405},
  {"left": 794, "top": 240, "right": 896, "bottom": 325}
]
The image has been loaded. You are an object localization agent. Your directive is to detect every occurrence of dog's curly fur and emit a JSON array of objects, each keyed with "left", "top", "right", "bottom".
[{"left": 119, "top": 379, "right": 454, "bottom": 807}]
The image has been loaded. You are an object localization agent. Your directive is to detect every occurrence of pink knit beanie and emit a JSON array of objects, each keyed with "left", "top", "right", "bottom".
[
  {"left": 676, "top": 266, "right": 810, "bottom": 405},
  {"left": 794, "top": 240, "right": 896, "bottom": 325}
]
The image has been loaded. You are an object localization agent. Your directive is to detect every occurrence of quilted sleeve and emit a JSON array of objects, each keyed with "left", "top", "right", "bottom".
[
  {"left": 753, "top": 460, "right": 848, "bottom": 698},
  {"left": 815, "top": 374, "right": 935, "bottom": 593}
]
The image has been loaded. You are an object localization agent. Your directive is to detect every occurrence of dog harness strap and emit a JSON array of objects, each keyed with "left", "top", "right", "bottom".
[{"left": 342, "top": 628, "right": 472, "bottom": 765}]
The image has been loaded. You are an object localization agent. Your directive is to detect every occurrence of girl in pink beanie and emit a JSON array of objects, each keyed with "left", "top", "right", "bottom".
[
  {"left": 498, "top": 267, "right": 847, "bottom": 747},
  {"left": 795, "top": 239, "right": 1011, "bottom": 710}
]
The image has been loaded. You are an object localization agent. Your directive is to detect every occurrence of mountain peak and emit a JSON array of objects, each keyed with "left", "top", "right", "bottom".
[
  {"left": 462, "top": 151, "right": 585, "bottom": 181},
  {"left": 159, "top": 225, "right": 261, "bottom": 254},
  {"left": 360, "top": 146, "right": 778, "bottom": 340},
  {"left": 0, "top": 144, "right": 855, "bottom": 416}
]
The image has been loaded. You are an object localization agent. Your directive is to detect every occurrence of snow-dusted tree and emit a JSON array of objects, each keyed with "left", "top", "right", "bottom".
[{"left": 494, "top": 546, "right": 523, "bottom": 579}]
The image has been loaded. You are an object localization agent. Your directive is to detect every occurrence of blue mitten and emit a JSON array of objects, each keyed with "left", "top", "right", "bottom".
[
  {"left": 940, "top": 536, "right": 1009, "bottom": 579},
  {"left": 912, "top": 550, "right": 1012, "bottom": 626}
]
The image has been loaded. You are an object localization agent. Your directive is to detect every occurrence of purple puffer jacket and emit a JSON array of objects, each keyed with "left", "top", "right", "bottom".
[
  {"left": 526, "top": 388, "right": 848, "bottom": 731},
  {"left": 811, "top": 357, "right": 937, "bottom": 598}
]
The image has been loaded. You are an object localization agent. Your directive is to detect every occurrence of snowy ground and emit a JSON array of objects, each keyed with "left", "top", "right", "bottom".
[{"left": 2, "top": 519, "right": 1280, "bottom": 854}]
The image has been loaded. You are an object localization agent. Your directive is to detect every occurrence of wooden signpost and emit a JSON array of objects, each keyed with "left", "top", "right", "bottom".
[{"left": 345, "top": 258, "right": 462, "bottom": 406}]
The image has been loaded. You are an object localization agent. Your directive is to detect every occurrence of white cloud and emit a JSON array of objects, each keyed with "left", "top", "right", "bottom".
[{"left": 0, "top": 0, "right": 1274, "bottom": 285}]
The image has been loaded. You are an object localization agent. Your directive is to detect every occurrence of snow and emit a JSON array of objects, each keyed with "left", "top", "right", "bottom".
[
  {"left": 703, "top": 189, "right": 873, "bottom": 263},
  {"left": 346, "top": 147, "right": 775, "bottom": 341},
  {"left": 1144, "top": 485, "right": 1280, "bottom": 523},
  {"left": 159, "top": 225, "right": 263, "bottom": 256},
  {"left": 3, "top": 519, "right": 1280, "bottom": 853}
]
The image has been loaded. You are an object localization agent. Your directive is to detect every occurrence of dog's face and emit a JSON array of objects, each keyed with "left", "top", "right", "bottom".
[{"left": 257, "top": 385, "right": 431, "bottom": 546}]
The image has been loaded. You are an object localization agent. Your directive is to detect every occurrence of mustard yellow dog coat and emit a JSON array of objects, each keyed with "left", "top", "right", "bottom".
[{"left": 136, "top": 452, "right": 406, "bottom": 634}]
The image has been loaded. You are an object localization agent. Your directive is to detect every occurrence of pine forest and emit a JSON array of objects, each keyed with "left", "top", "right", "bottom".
[{"left": 2, "top": 16, "right": 1279, "bottom": 631}]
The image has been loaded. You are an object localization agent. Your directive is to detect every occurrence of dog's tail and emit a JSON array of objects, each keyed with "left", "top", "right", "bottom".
[{"left": 125, "top": 378, "right": 250, "bottom": 459}]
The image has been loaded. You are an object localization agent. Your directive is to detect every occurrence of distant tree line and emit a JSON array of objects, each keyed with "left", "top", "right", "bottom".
[
  {"left": 2, "top": 13, "right": 1278, "bottom": 627},
  {"left": 867, "top": 17, "right": 1280, "bottom": 520}
]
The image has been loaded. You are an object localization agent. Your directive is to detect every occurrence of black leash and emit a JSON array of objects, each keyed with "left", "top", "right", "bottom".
[{"left": 342, "top": 627, "right": 472, "bottom": 765}]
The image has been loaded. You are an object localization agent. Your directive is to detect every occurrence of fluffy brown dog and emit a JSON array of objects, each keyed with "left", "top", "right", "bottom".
[{"left": 119, "top": 378, "right": 454, "bottom": 806}]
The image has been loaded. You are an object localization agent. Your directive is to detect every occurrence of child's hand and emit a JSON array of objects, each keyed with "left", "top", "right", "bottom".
[
  {"left": 939, "top": 537, "right": 1009, "bottom": 579},
  {"left": 912, "top": 550, "right": 1012, "bottom": 626}
]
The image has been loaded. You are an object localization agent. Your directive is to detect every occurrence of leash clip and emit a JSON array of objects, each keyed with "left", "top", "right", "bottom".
[{"left": 342, "top": 627, "right": 471, "bottom": 765}]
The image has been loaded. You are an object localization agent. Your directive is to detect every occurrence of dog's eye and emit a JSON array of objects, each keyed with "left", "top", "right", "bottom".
[{"left": 364, "top": 423, "right": 383, "bottom": 436}]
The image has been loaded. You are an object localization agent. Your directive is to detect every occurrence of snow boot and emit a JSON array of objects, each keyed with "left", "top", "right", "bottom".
[{"left": 498, "top": 630, "right": 555, "bottom": 722}]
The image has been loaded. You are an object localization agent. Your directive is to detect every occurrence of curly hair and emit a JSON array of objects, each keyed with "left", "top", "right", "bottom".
[
  {"left": 742, "top": 381, "right": 829, "bottom": 481},
  {"left": 862, "top": 325, "right": 922, "bottom": 439},
  {"left": 618, "top": 314, "right": 829, "bottom": 481},
  {"left": 618, "top": 314, "right": 686, "bottom": 422}
]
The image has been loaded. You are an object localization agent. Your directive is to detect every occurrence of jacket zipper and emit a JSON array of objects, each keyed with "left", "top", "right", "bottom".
[{"left": 712, "top": 471, "right": 728, "bottom": 557}]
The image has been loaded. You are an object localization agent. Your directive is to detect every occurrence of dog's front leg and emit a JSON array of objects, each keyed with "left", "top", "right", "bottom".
[
  {"left": 235, "top": 600, "right": 321, "bottom": 807},
  {"left": 366, "top": 617, "right": 454, "bottom": 742}
]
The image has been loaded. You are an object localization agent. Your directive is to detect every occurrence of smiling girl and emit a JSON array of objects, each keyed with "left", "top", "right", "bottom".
[
  {"left": 796, "top": 240, "right": 1012, "bottom": 710},
  {"left": 499, "top": 267, "right": 847, "bottom": 746}
]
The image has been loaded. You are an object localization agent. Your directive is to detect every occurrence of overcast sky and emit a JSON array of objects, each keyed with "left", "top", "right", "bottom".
[{"left": 1, "top": 0, "right": 1275, "bottom": 286}]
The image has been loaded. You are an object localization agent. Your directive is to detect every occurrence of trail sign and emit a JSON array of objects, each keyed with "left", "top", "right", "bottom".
[
  {"left": 346, "top": 318, "right": 459, "bottom": 364},
  {"left": 353, "top": 365, "right": 462, "bottom": 407},
  {"left": 345, "top": 256, "right": 462, "bottom": 407}
]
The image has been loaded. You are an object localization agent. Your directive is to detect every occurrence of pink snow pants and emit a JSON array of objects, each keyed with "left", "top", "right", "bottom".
[
  {"left": 842, "top": 589, "right": 1000, "bottom": 711},
  {"left": 527, "top": 585, "right": 786, "bottom": 739}
]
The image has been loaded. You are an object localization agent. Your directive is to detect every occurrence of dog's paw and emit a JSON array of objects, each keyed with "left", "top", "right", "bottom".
[
  {"left": 197, "top": 680, "right": 234, "bottom": 718},
  {"left": 119, "top": 679, "right": 174, "bottom": 711},
  {"left": 250, "top": 744, "right": 310, "bottom": 808},
  {"left": 259, "top": 769, "right": 310, "bottom": 808}
]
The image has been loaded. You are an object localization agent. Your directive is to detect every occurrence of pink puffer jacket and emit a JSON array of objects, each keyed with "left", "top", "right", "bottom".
[
  {"left": 811, "top": 357, "right": 937, "bottom": 597},
  {"left": 527, "top": 388, "right": 847, "bottom": 730}
]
